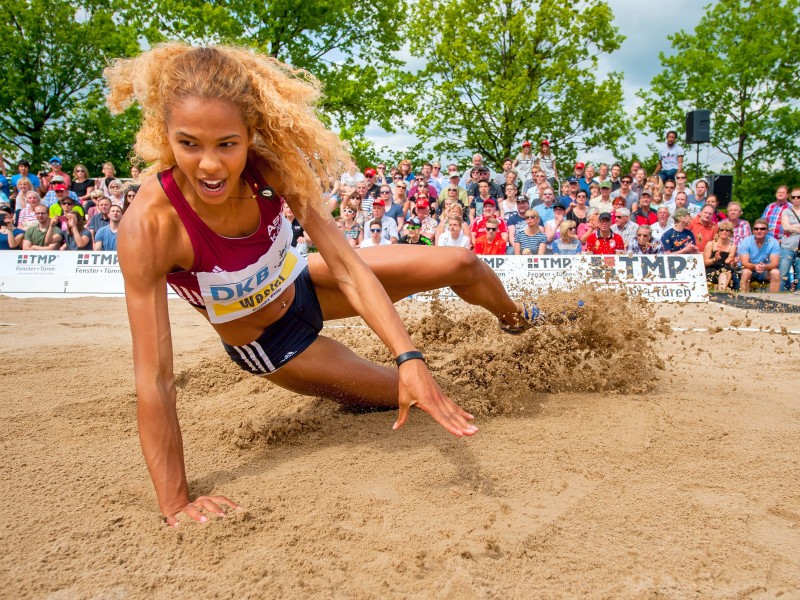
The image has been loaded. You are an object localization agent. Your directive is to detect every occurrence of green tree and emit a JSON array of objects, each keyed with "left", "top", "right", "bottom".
[
  {"left": 406, "top": 0, "right": 632, "bottom": 170},
  {"left": 41, "top": 96, "right": 142, "bottom": 178},
  {"left": 0, "top": 0, "right": 140, "bottom": 169},
  {"left": 636, "top": 0, "right": 800, "bottom": 210},
  {"left": 130, "top": 0, "right": 411, "bottom": 140}
]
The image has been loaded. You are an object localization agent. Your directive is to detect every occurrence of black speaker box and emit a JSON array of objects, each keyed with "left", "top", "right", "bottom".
[
  {"left": 705, "top": 174, "right": 733, "bottom": 207},
  {"left": 686, "top": 110, "right": 711, "bottom": 144}
]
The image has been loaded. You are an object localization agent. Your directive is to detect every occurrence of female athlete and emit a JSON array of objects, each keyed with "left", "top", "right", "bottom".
[{"left": 106, "top": 44, "right": 529, "bottom": 527}]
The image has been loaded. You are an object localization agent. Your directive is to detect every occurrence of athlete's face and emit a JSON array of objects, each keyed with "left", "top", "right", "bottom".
[{"left": 167, "top": 97, "right": 250, "bottom": 205}]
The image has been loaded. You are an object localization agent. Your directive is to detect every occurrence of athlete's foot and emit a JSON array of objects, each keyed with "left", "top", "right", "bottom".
[{"left": 498, "top": 302, "right": 542, "bottom": 334}]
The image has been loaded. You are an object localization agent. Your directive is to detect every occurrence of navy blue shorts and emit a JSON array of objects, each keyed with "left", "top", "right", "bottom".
[{"left": 222, "top": 267, "right": 323, "bottom": 375}]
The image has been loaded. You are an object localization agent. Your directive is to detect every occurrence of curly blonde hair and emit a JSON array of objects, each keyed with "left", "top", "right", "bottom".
[{"left": 104, "top": 43, "right": 350, "bottom": 216}]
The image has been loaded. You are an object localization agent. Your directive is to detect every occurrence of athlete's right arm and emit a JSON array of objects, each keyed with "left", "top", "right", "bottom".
[{"left": 117, "top": 186, "right": 236, "bottom": 527}]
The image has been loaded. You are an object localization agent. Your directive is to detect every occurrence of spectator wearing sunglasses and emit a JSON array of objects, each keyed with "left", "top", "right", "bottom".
[
  {"left": 398, "top": 217, "right": 433, "bottom": 246},
  {"left": 739, "top": 218, "right": 781, "bottom": 292},
  {"left": 474, "top": 218, "right": 507, "bottom": 255},
  {"left": 359, "top": 218, "right": 392, "bottom": 248},
  {"left": 47, "top": 187, "right": 85, "bottom": 219},
  {"left": 408, "top": 174, "right": 439, "bottom": 202},
  {"left": 551, "top": 220, "right": 582, "bottom": 255}
]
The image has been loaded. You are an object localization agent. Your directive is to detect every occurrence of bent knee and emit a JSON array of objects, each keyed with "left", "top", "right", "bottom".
[{"left": 452, "top": 247, "right": 484, "bottom": 278}]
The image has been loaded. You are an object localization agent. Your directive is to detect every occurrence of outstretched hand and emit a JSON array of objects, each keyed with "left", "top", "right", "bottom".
[
  {"left": 393, "top": 359, "right": 477, "bottom": 437},
  {"left": 164, "top": 495, "right": 240, "bottom": 528}
]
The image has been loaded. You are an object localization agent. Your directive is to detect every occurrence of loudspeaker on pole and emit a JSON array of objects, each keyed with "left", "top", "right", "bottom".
[
  {"left": 686, "top": 110, "right": 711, "bottom": 144},
  {"left": 705, "top": 174, "right": 733, "bottom": 207}
]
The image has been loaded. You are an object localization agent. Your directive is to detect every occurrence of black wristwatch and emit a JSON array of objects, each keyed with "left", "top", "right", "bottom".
[{"left": 395, "top": 351, "right": 425, "bottom": 367}]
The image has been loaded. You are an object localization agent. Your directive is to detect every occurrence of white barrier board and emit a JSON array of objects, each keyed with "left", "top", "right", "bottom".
[{"left": 0, "top": 251, "right": 708, "bottom": 302}]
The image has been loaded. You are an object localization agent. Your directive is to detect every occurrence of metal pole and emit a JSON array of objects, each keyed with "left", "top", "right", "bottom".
[{"left": 695, "top": 143, "right": 700, "bottom": 180}]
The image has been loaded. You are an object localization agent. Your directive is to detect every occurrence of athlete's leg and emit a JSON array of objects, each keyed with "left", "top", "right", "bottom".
[
  {"left": 263, "top": 335, "right": 475, "bottom": 433},
  {"left": 264, "top": 336, "right": 397, "bottom": 406},
  {"left": 308, "top": 245, "right": 520, "bottom": 323}
]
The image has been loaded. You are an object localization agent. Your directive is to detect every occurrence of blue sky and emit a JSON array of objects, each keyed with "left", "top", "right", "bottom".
[{"left": 363, "top": 0, "right": 722, "bottom": 169}]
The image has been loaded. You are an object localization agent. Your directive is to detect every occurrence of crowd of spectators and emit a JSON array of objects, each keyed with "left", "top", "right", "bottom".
[
  {"left": 0, "top": 155, "right": 139, "bottom": 253},
  {"left": 2, "top": 135, "right": 799, "bottom": 293}
]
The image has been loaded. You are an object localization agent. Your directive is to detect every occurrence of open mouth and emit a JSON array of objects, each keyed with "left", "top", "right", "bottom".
[{"left": 199, "top": 179, "right": 226, "bottom": 194}]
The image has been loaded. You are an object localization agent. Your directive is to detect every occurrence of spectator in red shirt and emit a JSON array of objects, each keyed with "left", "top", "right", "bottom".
[
  {"left": 633, "top": 189, "right": 659, "bottom": 225},
  {"left": 474, "top": 218, "right": 507, "bottom": 255},
  {"left": 585, "top": 212, "right": 624, "bottom": 254},
  {"left": 688, "top": 204, "right": 719, "bottom": 251},
  {"left": 470, "top": 198, "right": 508, "bottom": 246}
]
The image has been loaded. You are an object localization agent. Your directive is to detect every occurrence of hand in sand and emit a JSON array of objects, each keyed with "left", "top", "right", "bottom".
[
  {"left": 393, "top": 360, "right": 477, "bottom": 437},
  {"left": 165, "top": 495, "right": 240, "bottom": 528}
]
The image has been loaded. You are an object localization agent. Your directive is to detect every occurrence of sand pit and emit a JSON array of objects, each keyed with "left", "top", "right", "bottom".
[{"left": 1, "top": 292, "right": 799, "bottom": 598}]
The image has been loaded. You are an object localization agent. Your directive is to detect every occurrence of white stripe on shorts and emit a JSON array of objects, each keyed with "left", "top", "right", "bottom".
[
  {"left": 236, "top": 344, "right": 266, "bottom": 373},
  {"left": 250, "top": 341, "right": 276, "bottom": 372}
]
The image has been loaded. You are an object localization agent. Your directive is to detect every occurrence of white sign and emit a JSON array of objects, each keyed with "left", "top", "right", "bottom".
[{"left": 0, "top": 251, "right": 708, "bottom": 303}]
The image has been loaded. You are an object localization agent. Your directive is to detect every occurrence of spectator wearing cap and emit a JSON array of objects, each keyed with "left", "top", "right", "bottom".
[
  {"left": 363, "top": 168, "right": 382, "bottom": 198},
  {"left": 46, "top": 184, "right": 84, "bottom": 218},
  {"left": 0, "top": 206, "right": 24, "bottom": 250},
  {"left": 460, "top": 154, "right": 492, "bottom": 187},
  {"left": 660, "top": 208, "right": 699, "bottom": 254},
  {"left": 470, "top": 198, "right": 508, "bottom": 247},
  {"left": 590, "top": 180, "right": 614, "bottom": 214},
  {"left": 409, "top": 195, "right": 438, "bottom": 240},
  {"left": 544, "top": 202, "right": 567, "bottom": 251},
  {"left": 650, "top": 206, "right": 674, "bottom": 242},
  {"left": 513, "top": 209, "right": 547, "bottom": 255},
  {"left": 514, "top": 141, "right": 535, "bottom": 182},
  {"left": 474, "top": 218, "right": 507, "bottom": 255},
  {"left": 688, "top": 204, "right": 719, "bottom": 251},
  {"left": 579, "top": 164, "right": 598, "bottom": 195},
  {"left": 408, "top": 173, "right": 439, "bottom": 202},
  {"left": 41, "top": 176, "right": 77, "bottom": 208},
  {"left": 370, "top": 197, "right": 399, "bottom": 244},
  {"left": 11, "top": 160, "right": 41, "bottom": 193},
  {"left": 399, "top": 217, "right": 433, "bottom": 246},
  {"left": 584, "top": 212, "right": 625, "bottom": 255},
  {"left": 46, "top": 157, "right": 71, "bottom": 190},
  {"left": 534, "top": 140, "right": 558, "bottom": 186},
  {"left": 632, "top": 189, "right": 659, "bottom": 225},
  {"left": 739, "top": 218, "right": 781, "bottom": 292},
  {"left": 629, "top": 225, "right": 664, "bottom": 254},
  {"left": 611, "top": 207, "right": 638, "bottom": 250},
  {"left": 559, "top": 176, "right": 580, "bottom": 207},
  {"left": 610, "top": 174, "right": 639, "bottom": 211},
  {"left": 572, "top": 161, "right": 586, "bottom": 181},
  {"left": 360, "top": 218, "right": 392, "bottom": 248}
]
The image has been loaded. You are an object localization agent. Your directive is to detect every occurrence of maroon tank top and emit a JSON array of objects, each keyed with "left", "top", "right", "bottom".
[{"left": 160, "top": 161, "right": 307, "bottom": 324}]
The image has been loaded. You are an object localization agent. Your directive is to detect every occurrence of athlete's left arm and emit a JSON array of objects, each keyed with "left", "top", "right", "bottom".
[{"left": 296, "top": 203, "right": 477, "bottom": 438}]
